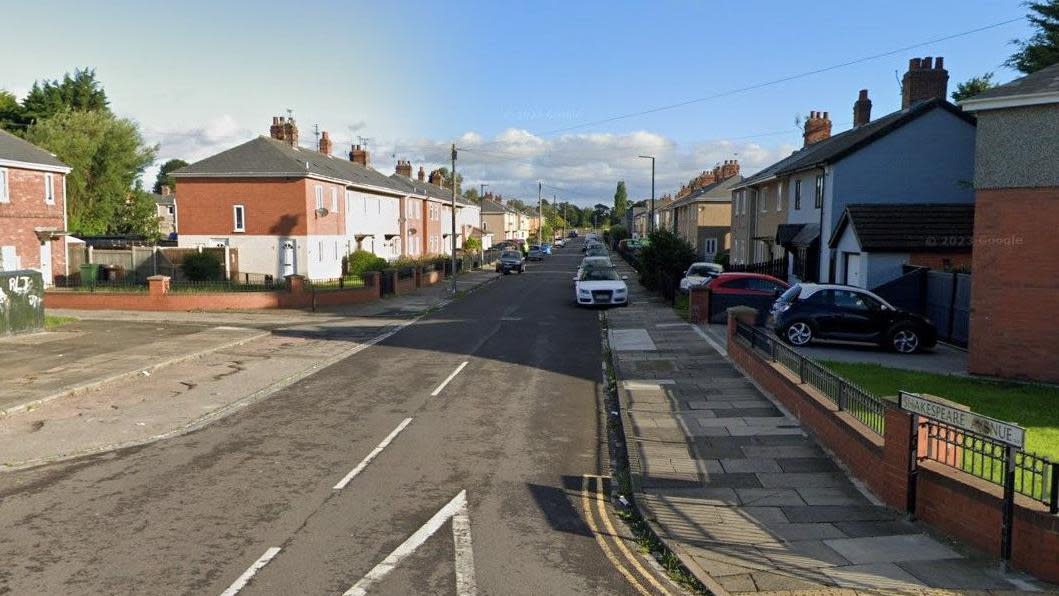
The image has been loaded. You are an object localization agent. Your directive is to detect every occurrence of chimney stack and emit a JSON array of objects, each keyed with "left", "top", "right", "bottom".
[
  {"left": 349, "top": 144, "right": 368, "bottom": 166},
  {"left": 269, "top": 116, "right": 284, "bottom": 141},
  {"left": 318, "top": 131, "right": 332, "bottom": 156},
  {"left": 395, "top": 160, "right": 413, "bottom": 178},
  {"left": 282, "top": 117, "right": 298, "bottom": 147},
  {"left": 417, "top": 166, "right": 425, "bottom": 182},
  {"left": 428, "top": 169, "right": 444, "bottom": 187},
  {"left": 853, "top": 89, "right": 872, "bottom": 127},
  {"left": 803, "top": 111, "right": 832, "bottom": 147},
  {"left": 720, "top": 159, "right": 740, "bottom": 180},
  {"left": 160, "top": 185, "right": 172, "bottom": 196},
  {"left": 901, "top": 56, "right": 948, "bottom": 109}
]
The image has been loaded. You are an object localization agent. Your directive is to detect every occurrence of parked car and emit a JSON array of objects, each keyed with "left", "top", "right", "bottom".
[
  {"left": 569, "top": 230, "right": 578, "bottom": 238},
  {"left": 576, "top": 256, "right": 613, "bottom": 282},
  {"left": 679, "top": 262, "right": 724, "bottom": 292},
  {"left": 554, "top": 238, "right": 566, "bottom": 248},
  {"left": 527, "top": 245, "right": 545, "bottom": 261},
  {"left": 496, "top": 250, "right": 526, "bottom": 275},
  {"left": 585, "top": 247, "right": 609, "bottom": 258},
  {"left": 540, "top": 243, "right": 553, "bottom": 255},
  {"left": 700, "top": 273, "right": 790, "bottom": 324},
  {"left": 769, "top": 284, "right": 937, "bottom": 353},
  {"left": 575, "top": 267, "right": 629, "bottom": 307}
]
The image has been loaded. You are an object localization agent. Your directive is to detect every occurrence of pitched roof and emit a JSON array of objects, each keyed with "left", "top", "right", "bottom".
[
  {"left": 0, "top": 129, "right": 70, "bottom": 170},
  {"left": 735, "top": 99, "right": 975, "bottom": 188},
  {"left": 480, "top": 198, "right": 514, "bottom": 214},
  {"left": 150, "top": 192, "right": 175, "bottom": 206},
  {"left": 669, "top": 175, "right": 743, "bottom": 209},
  {"left": 962, "top": 63, "right": 1059, "bottom": 108},
  {"left": 173, "top": 136, "right": 405, "bottom": 194},
  {"left": 828, "top": 203, "right": 974, "bottom": 252}
]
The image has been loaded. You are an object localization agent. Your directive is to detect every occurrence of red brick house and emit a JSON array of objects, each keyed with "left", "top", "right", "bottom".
[
  {"left": 961, "top": 63, "right": 1059, "bottom": 383},
  {"left": 0, "top": 129, "right": 71, "bottom": 285}
]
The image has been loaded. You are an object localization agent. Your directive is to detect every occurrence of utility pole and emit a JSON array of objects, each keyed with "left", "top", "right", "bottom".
[
  {"left": 556, "top": 195, "right": 562, "bottom": 238},
  {"left": 479, "top": 183, "right": 488, "bottom": 203},
  {"left": 450, "top": 143, "right": 458, "bottom": 294},
  {"left": 638, "top": 155, "right": 656, "bottom": 234},
  {"left": 537, "top": 181, "right": 543, "bottom": 244}
]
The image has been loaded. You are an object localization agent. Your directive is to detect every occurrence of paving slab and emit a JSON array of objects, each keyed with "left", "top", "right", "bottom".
[
  {"left": 819, "top": 562, "right": 927, "bottom": 591},
  {"left": 609, "top": 328, "right": 656, "bottom": 350},
  {"left": 822, "top": 534, "right": 962, "bottom": 564}
]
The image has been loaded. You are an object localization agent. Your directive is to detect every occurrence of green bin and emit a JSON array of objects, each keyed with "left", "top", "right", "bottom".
[{"left": 79, "top": 263, "right": 99, "bottom": 285}]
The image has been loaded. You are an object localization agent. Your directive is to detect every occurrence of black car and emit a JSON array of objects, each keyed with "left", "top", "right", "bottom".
[
  {"left": 496, "top": 250, "right": 526, "bottom": 275},
  {"left": 769, "top": 284, "right": 936, "bottom": 353}
]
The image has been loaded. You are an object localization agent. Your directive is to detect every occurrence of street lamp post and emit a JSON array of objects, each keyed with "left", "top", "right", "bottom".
[{"left": 638, "top": 155, "right": 655, "bottom": 234}]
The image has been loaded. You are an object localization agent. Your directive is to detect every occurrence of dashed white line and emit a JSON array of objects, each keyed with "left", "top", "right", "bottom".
[
  {"left": 333, "top": 417, "right": 414, "bottom": 490},
  {"left": 220, "top": 546, "right": 282, "bottom": 596},
  {"left": 430, "top": 361, "right": 469, "bottom": 397}
]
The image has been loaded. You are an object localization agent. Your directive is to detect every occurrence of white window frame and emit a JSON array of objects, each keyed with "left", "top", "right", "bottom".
[
  {"left": 0, "top": 168, "right": 8, "bottom": 203},
  {"left": 760, "top": 189, "right": 767, "bottom": 213},
  {"left": 794, "top": 179, "right": 802, "bottom": 210},
  {"left": 233, "top": 204, "right": 245, "bottom": 232},
  {"left": 331, "top": 188, "right": 339, "bottom": 213},
  {"left": 44, "top": 174, "right": 55, "bottom": 205},
  {"left": 776, "top": 182, "right": 783, "bottom": 212},
  {"left": 315, "top": 185, "right": 324, "bottom": 210}
]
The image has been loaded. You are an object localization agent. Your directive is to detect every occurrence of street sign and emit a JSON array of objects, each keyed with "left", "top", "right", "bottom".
[{"left": 898, "top": 391, "right": 1025, "bottom": 448}]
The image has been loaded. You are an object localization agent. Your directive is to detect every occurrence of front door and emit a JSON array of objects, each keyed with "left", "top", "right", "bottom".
[
  {"left": 281, "top": 241, "right": 296, "bottom": 277},
  {"left": 844, "top": 252, "right": 862, "bottom": 287},
  {"left": 39, "top": 241, "right": 52, "bottom": 286}
]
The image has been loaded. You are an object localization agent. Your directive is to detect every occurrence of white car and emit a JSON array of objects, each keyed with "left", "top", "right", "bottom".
[
  {"left": 554, "top": 238, "right": 566, "bottom": 247},
  {"left": 575, "top": 267, "right": 629, "bottom": 306},
  {"left": 679, "top": 262, "right": 724, "bottom": 292}
]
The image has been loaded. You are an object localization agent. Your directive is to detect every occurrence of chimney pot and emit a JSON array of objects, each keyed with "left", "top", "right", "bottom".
[
  {"left": 935, "top": 57, "right": 944, "bottom": 69},
  {"left": 853, "top": 89, "right": 873, "bottom": 127},
  {"left": 922, "top": 56, "right": 933, "bottom": 69},
  {"left": 349, "top": 144, "right": 369, "bottom": 166},
  {"left": 417, "top": 166, "right": 426, "bottom": 182}
]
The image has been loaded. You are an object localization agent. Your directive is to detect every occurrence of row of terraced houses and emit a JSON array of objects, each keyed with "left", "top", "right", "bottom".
[{"left": 650, "top": 58, "right": 1059, "bottom": 384}]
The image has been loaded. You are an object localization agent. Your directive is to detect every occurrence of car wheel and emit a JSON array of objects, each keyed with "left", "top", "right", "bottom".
[
  {"left": 784, "top": 321, "right": 814, "bottom": 346},
  {"left": 889, "top": 326, "right": 921, "bottom": 353}
]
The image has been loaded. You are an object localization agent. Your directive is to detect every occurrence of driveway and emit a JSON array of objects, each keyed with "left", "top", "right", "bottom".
[{"left": 703, "top": 323, "right": 968, "bottom": 376}]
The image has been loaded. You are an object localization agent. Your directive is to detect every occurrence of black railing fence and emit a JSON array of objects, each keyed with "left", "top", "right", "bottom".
[
  {"left": 728, "top": 257, "right": 787, "bottom": 279},
  {"left": 736, "top": 321, "right": 885, "bottom": 434},
  {"left": 736, "top": 320, "right": 1059, "bottom": 515}
]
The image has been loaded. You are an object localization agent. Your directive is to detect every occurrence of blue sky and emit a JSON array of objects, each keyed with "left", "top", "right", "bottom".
[{"left": 0, "top": 0, "right": 1033, "bottom": 205}]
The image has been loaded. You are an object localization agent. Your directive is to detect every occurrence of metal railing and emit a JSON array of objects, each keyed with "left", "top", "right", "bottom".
[
  {"left": 736, "top": 321, "right": 886, "bottom": 435},
  {"left": 306, "top": 275, "right": 368, "bottom": 291},
  {"left": 923, "top": 419, "right": 1059, "bottom": 513}
]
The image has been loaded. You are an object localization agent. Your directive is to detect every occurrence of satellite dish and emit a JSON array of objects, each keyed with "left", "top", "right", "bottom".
[{"left": 315, "top": 207, "right": 330, "bottom": 217}]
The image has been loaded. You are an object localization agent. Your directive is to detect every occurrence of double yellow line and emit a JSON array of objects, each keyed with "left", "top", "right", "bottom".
[{"left": 581, "top": 475, "right": 673, "bottom": 596}]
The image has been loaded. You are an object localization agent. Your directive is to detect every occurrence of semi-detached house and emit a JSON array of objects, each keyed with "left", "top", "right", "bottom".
[
  {"left": 732, "top": 57, "right": 977, "bottom": 288},
  {"left": 0, "top": 129, "right": 71, "bottom": 285},
  {"left": 174, "top": 116, "right": 479, "bottom": 279}
]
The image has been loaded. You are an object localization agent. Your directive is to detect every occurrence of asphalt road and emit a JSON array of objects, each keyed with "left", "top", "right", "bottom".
[{"left": 0, "top": 240, "right": 665, "bottom": 595}]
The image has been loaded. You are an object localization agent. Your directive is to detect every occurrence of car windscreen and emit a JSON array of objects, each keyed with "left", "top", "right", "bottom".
[
  {"left": 501, "top": 251, "right": 521, "bottom": 259},
  {"left": 581, "top": 268, "right": 620, "bottom": 281},
  {"left": 687, "top": 265, "right": 717, "bottom": 276}
]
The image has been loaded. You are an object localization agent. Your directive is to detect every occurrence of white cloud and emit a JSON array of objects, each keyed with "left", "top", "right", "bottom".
[{"left": 142, "top": 117, "right": 795, "bottom": 205}]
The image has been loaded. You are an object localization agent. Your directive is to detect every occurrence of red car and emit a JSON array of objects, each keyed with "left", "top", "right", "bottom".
[{"left": 702, "top": 273, "right": 790, "bottom": 324}]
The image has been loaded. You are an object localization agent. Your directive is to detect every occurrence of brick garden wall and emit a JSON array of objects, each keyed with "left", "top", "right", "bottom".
[{"left": 726, "top": 319, "right": 1059, "bottom": 583}]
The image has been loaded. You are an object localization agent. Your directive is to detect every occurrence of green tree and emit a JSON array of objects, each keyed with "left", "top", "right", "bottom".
[
  {"left": 24, "top": 110, "right": 157, "bottom": 237},
  {"left": 612, "top": 180, "right": 628, "bottom": 225},
  {"left": 952, "top": 73, "right": 997, "bottom": 102},
  {"left": 462, "top": 187, "right": 480, "bottom": 204},
  {"left": 0, "top": 90, "right": 25, "bottom": 131},
  {"left": 153, "top": 158, "right": 188, "bottom": 194},
  {"left": 1007, "top": 1, "right": 1059, "bottom": 73},
  {"left": 435, "top": 167, "right": 463, "bottom": 193},
  {"left": 592, "top": 203, "right": 611, "bottom": 227},
  {"left": 20, "top": 68, "right": 109, "bottom": 125},
  {"left": 580, "top": 206, "right": 594, "bottom": 228},
  {"left": 636, "top": 228, "right": 696, "bottom": 291}
]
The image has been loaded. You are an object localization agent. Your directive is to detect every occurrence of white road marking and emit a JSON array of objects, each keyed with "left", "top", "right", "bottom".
[
  {"left": 452, "top": 498, "right": 477, "bottom": 595},
  {"left": 333, "top": 418, "right": 413, "bottom": 490},
  {"left": 344, "top": 490, "right": 474, "bottom": 596},
  {"left": 430, "top": 361, "right": 469, "bottom": 396},
  {"left": 219, "top": 547, "right": 281, "bottom": 596}
]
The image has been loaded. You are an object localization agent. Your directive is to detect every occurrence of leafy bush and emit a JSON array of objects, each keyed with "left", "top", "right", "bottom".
[
  {"left": 181, "top": 251, "right": 223, "bottom": 281},
  {"left": 345, "top": 250, "right": 388, "bottom": 276},
  {"left": 636, "top": 228, "right": 696, "bottom": 291},
  {"left": 606, "top": 224, "right": 630, "bottom": 247},
  {"left": 463, "top": 236, "right": 482, "bottom": 252}
]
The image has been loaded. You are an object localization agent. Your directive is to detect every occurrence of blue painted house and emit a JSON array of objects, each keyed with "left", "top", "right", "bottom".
[{"left": 731, "top": 57, "right": 977, "bottom": 287}]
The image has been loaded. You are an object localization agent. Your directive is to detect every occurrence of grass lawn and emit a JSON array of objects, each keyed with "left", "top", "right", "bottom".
[
  {"left": 823, "top": 361, "right": 1059, "bottom": 461},
  {"left": 44, "top": 315, "right": 78, "bottom": 330}
]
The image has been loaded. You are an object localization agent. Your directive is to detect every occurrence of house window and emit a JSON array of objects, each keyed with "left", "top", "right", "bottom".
[
  {"left": 760, "top": 189, "right": 767, "bottom": 212},
  {"left": 318, "top": 241, "right": 323, "bottom": 262},
  {"left": 776, "top": 184, "right": 783, "bottom": 212},
  {"left": 704, "top": 238, "right": 718, "bottom": 256},
  {"left": 794, "top": 180, "right": 802, "bottom": 210},
  {"left": 331, "top": 188, "right": 339, "bottom": 213},
  {"left": 315, "top": 185, "right": 324, "bottom": 210},
  {"left": 233, "top": 205, "right": 245, "bottom": 232},
  {"left": 0, "top": 169, "right": 7, "bottom": 203},
  {"left": 815, "top": 174, "right": 824, "bottom": 209},
  {"left": 44, "top": 174, "right": 55, "bottom": 205},
  {"left": 736, "top": 192, "right": 744, "bottom": 215}
]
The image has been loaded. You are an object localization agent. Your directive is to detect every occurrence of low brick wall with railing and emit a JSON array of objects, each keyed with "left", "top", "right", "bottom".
[
  {"left": 44, "top": 273, "right": 381, "bottom": 311},
  {"left": 726, "top": 312, "right": 1059, "bottom": 583}
]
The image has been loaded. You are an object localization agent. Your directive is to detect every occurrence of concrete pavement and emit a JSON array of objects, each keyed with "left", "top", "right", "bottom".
[
  {"left": 0, "top": 246, "right": 673, "bottom": 595},
  {"left": 607, "top": 259, "right": 1048, "bottom": 594}
]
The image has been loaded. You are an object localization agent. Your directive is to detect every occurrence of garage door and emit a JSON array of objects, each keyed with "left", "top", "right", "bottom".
[{"left": 845, "top": 253, "right": 862, "bottom": 287}]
